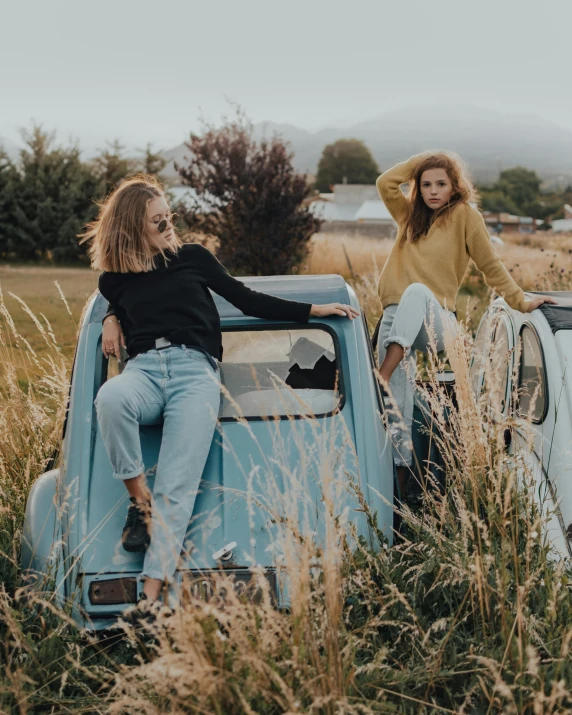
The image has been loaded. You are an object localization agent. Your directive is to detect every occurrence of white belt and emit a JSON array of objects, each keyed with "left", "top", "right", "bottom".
[{"left": 155, "top": 337, "right": 172, "bottom": 349}]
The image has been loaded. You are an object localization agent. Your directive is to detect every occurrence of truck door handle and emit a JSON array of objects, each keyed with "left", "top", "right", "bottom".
[{"left": 213, "top": 541, "right": 237, "bottom": 561}]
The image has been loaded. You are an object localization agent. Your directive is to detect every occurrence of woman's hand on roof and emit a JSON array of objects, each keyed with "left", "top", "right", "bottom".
[
  {"left": 525, "top": 295, "right": 559, "bottom": 313},
  {"left": 310, "top": 303, "right": 360, "bottom": 320},
  {"left": 102, "top": 316, "right": 126, "bottom": 359}
]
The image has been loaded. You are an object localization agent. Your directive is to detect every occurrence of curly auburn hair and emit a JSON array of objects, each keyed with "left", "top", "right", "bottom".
[{"left": 401, "top": 153, "right": 478, "bottom": 247}]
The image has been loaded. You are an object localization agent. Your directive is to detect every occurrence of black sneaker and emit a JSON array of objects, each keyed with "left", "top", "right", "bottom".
[{"left": 121, "top": 497, "right": 151, "bottom": 552}]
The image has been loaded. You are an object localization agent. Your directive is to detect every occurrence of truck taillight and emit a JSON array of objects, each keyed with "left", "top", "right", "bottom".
[{"left": 88, "top": 577, "right": 137, "bottom": 605}]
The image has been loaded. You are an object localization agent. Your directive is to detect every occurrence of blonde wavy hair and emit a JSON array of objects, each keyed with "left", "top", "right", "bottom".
[
  {"left": 79, "top": 174, "right": 182, "bottom": 273},
  {"left": 402, "top": 152, "right": 478, "bottom": 246}
]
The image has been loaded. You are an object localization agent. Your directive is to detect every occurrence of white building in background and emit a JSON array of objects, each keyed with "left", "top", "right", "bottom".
[
  {"left": 355, "top": 200, "right": 394, "bottom": 223},
  {"left": 167, "top": 182, "right": 397, "bottom": 236},
  {"left": 552, "top": 204, "right": 572, "bottom": 233},
  {"left": 167, "top": 185, "right": 216, "bottom": 212},
  {"left": 310, "top": 184, "right": 396, "bottom": 237}
]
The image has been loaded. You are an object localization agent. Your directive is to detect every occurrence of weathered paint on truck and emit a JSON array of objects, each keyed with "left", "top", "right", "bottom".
[{"left": 22, "top": 274, "right": 395, "bottom": 629}]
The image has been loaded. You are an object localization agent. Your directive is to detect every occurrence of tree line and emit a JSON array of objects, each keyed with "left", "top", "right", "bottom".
[
  {"left": 1, "top": 117, "right": 569, "bottom": 272},
  {"left": 315, "top": 139, "right": 571, "bottom": 223},
  {"left": 478, "top": 167, "right": 571, "bottom": 222},
  {"left": 0, "top": 116, "right": 320, "bottom": 275},
  {"left": 0, "top": 126, "right": 169, "bottom": 264}
]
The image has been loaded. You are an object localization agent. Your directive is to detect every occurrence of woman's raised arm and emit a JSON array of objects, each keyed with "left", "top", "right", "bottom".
[{"left": 376, "top": 153, "right": 432, "bottom": 224}]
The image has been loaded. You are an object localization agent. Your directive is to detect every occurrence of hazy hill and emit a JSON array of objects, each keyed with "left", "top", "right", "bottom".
[{"left": 163, "top": 106, "right": 572, "bottom": 186}]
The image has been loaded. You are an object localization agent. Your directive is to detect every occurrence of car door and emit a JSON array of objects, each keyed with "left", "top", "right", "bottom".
[
  {"left": 472, "top": 310, "right": 570, "bottom": 559},
  {"left": 511, "top": 322, "right": 571, "bottom": 559},
  {"left": 470, "top": 307, "right": 515, "bottom": 421}
]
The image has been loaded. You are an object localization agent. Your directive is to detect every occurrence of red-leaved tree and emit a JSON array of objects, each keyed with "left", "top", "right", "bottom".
[{"left": 175, "top": 111, "right": 321, "bottom": 276}]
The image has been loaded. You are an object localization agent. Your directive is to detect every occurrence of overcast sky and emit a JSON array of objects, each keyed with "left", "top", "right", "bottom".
[{"left": 2, "top": 0, "right": 571, "bottom": 156}]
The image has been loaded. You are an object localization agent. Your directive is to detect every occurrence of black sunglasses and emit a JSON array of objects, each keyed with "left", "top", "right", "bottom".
[{"left": 156, "top": 213, "right": 178, "bottom": 233}]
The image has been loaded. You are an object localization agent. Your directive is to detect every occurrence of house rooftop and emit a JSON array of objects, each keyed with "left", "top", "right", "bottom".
[
  {"left": 309, "top": 184, "right": 395, "bottom": 225},
  {"left": 355, "top": 200, "right": 393, "bottom": 222},
  {"left": 331, "top": 184, "right": 380, "bottom": 205},
  {"left": 553, "top": 218, "right": 572, "bottom": 233}
]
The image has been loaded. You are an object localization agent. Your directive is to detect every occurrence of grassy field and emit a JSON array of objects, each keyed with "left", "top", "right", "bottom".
[
  {"left": 1, "top": 233, "right": 572, "bottom": 713},
  {"left": 0, "top": 264, "right": 98, "bottom": 367},
  {"left": 3, "top": 229, "right": 571, "bottom": 358}
]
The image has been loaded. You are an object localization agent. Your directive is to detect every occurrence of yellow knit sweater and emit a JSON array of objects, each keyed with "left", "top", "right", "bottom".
[{"left": 376, "top": 154, "right": 529, "bottom": 313}]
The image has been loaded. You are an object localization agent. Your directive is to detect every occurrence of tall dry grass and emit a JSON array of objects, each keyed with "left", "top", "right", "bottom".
[
  {"left": 0, "top": 285, "right": 70, "bottom": 588},
  {"left": 309, "top": 230, "right": 572, "bottom": 332},
  {"left": 106, "top": 305, "right": 572, "bottom": 714},
  {"left": 1, "top": 252, "right": 572, "bottom": 712},
  {"left": 307, "top": 231, "right": 572, "bottom": 287}
]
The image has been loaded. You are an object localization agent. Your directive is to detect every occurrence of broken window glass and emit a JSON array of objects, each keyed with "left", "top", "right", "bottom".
[{"left": 220, "top": 328, "right": 340, "bottom": 419}]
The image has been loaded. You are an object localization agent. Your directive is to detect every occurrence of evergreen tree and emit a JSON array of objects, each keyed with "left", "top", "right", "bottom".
[
  {"left": 91, "top": 140, "right": 138, "bottom": 193},
  {"left": 11, "top": 125, "right": 101, "bottom": 262},
  {"left": 0, "top": 149, "right": 21, "bottom": 259},
  {"left": 139, "top": 142, "right": 167, "bottom": 180}
]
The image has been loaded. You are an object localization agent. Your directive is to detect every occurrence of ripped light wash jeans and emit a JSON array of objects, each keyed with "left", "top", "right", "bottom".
[
  {"left": 376, "top": 283, "right": 457, "bottom": 467},
  {"left": 94, "top": 346, "right": 221, "bottom": 582}
]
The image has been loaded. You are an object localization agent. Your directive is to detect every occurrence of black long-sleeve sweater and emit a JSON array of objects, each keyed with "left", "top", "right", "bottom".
[{"left": 98, "top": 244, "right": 312, "bottom": 360}]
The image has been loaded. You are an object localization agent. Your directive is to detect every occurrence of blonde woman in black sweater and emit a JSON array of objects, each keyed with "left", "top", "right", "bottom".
[{"left": 81, "top": 175, "right": 359, "bottom": 611}]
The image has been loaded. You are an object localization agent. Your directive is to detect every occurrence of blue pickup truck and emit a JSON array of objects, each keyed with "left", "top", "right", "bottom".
[{"left": 21, "top": 274, "right": 398, "bottom": 629}]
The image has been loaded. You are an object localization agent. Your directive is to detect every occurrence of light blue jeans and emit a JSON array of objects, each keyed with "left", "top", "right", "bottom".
[
  {"left": 94, "top": 346, "right": 221, "bottom": 582},
  {"left": 376, "top": 283, "right": 456, "bottom": 467}
]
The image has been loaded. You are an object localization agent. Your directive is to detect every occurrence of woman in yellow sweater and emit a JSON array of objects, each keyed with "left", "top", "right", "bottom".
[{"left": 375, "top": 152, "right": 556, "bottom": 500}]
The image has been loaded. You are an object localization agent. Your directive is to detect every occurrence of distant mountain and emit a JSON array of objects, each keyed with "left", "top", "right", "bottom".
[{"left": 163, "top": 106, "right": 572, "bottom": 186}]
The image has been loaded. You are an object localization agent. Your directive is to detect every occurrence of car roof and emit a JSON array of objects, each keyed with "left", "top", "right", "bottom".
[
  {"left": 529, "top": 291, "right": 572, "bottom": 334},
  {"left": 213, "top": 274, "right": 351, "bottom": 319},
  {"left": 90, "top": 274, "right": 351, "bottom": 324}
]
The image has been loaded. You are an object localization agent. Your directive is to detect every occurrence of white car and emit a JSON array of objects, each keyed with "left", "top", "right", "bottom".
[{"left": 471, "top": 292, "right": 572, "bottom": 560}]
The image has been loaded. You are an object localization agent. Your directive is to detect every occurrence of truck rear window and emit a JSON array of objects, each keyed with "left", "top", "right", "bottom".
[{"left": 220, "top": 327, "right": 341, "bottom": 420}]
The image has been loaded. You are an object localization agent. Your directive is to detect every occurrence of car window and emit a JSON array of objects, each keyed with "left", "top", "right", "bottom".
[
  {"left": 517, "top": 326, "right": 546, "bottom": 423},
  {"left": 220, "top": 327, "right": 341, "bottom": 420}
]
